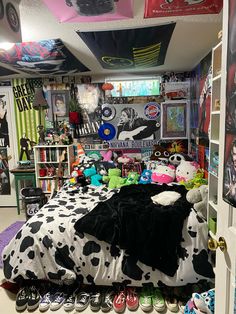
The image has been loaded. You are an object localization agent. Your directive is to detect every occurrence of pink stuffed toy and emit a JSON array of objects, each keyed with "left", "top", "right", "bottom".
[
  {"left": 100, "top": 150, "right": 113, "bottom": 162},
  {"left": 151, "top": 164, "right": 176, "bottom": 184},
  {"left": 176, "top": 160, "right": 200, "bottom": 182}
]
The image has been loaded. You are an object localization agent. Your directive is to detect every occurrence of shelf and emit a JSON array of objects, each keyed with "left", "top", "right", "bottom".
[
  {"left": 209, "top": 200, "right": 218, "bottom": 212},
  {"left": 209, "top": 171, "right": 218, "bottom": 179},
  {"left": 212, "top": 74, "right": 221, "bottom": 82},
  {"left": 38, "top": 176, "right": 68, "bottom": 179},
  {"left": 36, "top": 161, "right": 68, "bottom": 164},
  {"left": 213, "top": 41, "right": 222, "bottom": 51},
  {"left": 211, "top": 110, "right": 220, "bottom": 115}
]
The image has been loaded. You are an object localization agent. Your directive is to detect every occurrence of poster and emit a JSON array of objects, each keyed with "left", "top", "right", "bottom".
[
  {"left": 0, "top": 0, "right": 21, "bottom": 42},
  {"left": 12, "top": 78, "right": 43, "bottom": 159},
  {"left": 76, "top": 84, "right": 102, "bottom": 142},
  {"left": 161, "top": 102, "right": 187, "bottom": 139},
  {"left": 144, "top": 0, "right": 223, "bottom": 18},
  {"left": 0, "top": 93, "right": 10, "bottom": 195},
  {"left": 102, "top": 103, "right": 161, "bottom": 141},
  {"left": 78, "top": 23, "right": 176, "bottom": 70},
  {"left": 43, "top": 0, "right": 133, "bottom": 23},
  {"left": 223, "top": 0, "right": 236, "bottom": 207},
  {"left": 0, "top": 39, "right": 89, "bottom": 76}
]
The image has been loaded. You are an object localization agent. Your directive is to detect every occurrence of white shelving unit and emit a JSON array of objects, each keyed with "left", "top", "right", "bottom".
[
  {"left": 207, "top": 41, "right": 222, "bottom": 236},
  {"left": 34, "top": 145, "right": 74, "bottom": 194}
]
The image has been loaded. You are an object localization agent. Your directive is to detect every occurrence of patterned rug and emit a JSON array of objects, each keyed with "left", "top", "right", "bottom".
[{"left": 0, "top": 221, "right": 25, "bottom": 268}]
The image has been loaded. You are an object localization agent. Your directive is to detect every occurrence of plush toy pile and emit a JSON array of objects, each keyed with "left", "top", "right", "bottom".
[{"left": 67, "top": 148, "right": 208, "bottom": 194}]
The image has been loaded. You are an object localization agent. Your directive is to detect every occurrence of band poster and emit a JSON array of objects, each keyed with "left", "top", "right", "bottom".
[
  {"left": 0, "top": 93, "right": 10, "bottom": 195},
  {"left": 223, "top": 0, "right": 236, "bottom": 207}
]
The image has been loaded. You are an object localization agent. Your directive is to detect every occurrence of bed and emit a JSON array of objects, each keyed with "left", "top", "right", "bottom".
[{"left": 2, "top": 183, "right": 214, "bottom": 287}]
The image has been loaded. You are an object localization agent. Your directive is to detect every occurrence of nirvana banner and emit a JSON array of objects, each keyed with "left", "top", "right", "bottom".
[
  {"left": 78, "top": 23, "right": 176, "bottom": 70},
  {"left": 43, "top": 0, "right": 133, "bottom": 23},
  {"left": 144, "top": 0, "right": 223, "bottom": 18},
  {"left": 0, "top": 39, "right": 89, "bottom": 75}
]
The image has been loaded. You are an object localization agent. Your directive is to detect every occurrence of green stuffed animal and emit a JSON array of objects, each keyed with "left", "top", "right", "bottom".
[
  {"left": 124, "top": 171, "right": 140, "bottom": 186},
  {"left": 103, "top": 168, "right": 126, "bottom": 189}
]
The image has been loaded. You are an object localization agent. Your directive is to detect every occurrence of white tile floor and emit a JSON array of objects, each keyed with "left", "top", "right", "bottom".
[{"left": 0, "top": 207, "right": 177, "bottom": 314}]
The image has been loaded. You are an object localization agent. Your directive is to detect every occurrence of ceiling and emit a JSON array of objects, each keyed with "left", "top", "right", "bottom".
[{"left": 2, "top": 0, "right": 223, "bottom": 80}]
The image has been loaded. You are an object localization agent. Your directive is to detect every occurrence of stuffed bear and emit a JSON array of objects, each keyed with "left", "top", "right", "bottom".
[
  {"left": 169, "top": 153, "right": 193, "bottom": 166},
  {"left": 176, "top": 160, "right": 199, "bottom": 182},
  {"left": 103, "top": 168, "right": 126, "bottom": 189},
  {"left": 83, "top": 167, "right": 102, "bottom": 187},
  {"left": 139, "top": 169, "right": 152, "bottom": 184},
  {"left": 151, "top": 164, "right": 176, "bottom": 184},
  {"left": 184, "top": 289, "right": 215, "bottom": 314},
  {"left": 186, "top": 185, "right": 208, "bottom": 219},
  {"left": 124, "top": 171, "right": 139, "bottom": 186}
]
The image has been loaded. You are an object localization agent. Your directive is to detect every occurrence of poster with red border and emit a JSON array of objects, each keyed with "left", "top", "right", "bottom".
[{"left": 144, "top": 0, "right": 223, "bottom": 18}]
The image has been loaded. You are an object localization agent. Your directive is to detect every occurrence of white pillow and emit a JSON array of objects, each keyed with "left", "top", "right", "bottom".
[{"left": 151, "top": 191, "right": 181, "bottom": 206}]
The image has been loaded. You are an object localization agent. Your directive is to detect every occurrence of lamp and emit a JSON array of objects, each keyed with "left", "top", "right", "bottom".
[{"left": 32, "top": 88, "right": 49, "bottom": 144}]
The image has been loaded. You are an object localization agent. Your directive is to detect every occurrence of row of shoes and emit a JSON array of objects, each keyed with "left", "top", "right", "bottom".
[{"left": 15, "top": 281, "right": 213, "bottom": 313}]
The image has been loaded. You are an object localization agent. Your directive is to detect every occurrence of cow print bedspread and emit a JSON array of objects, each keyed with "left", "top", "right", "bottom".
[{"left": 2, "top": 185, "right": 214, "bottom": 286}]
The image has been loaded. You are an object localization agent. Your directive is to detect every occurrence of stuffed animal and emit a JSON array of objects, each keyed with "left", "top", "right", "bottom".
[
  {"left": 169, "top": 153, "right": 193, "bottom": 166},
  {"left": 184, "top": 289, "right": 215, "bottom": 314},
  {"left": 176, "top": 160, "right": 200, "bottom": 182},
  {"left": 117, "top": 155, "right": 134, "bottom": 164},
  {"left": 103, "top": 168, "right": 126, "bottom": 189},
  {"left": 150, "top": 144, "right": 171, "bottom": 164},
  {"left": 180, "top": 169, "right": 208, "bottom": 190},
  {"left": 83, "top": 167, "right": 102, "bottom": 186},
  {"left": 101, "top": 150, "right": 113, "bottom": 162},
  {"left": 124, "top": 171, "right": 139, "bottom": 186},
  {"left": 151, "top": 164, "right": 176, "bottom": 184},
  {"left": 139, "top": 169, "right": 152, "bottom": 184},
  {"left": 186, "top": 185, "right": 208, "bottom": 219}
]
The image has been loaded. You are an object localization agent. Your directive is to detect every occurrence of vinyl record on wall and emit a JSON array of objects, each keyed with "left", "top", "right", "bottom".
[
  {"left": 98, "top": 122, "right": 116, "bottom": 140},
  {"left": 102, "top": 104, "right": 116, "bottom": 121}
]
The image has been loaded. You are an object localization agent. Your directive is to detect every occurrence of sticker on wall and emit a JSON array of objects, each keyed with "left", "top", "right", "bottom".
[
  {"left": 78, "top": 23, "right": 176, "bottom": 70},
  {"left": 101, "top": 104, "right": 116, "bottom": 121},
  {"left": 0, "top": 39, "right": 89, "bottom": 75},
  {"left": 98, "top": 123, "right": 116, "bottom": 141},
  {"left": 144, "top": 102, "right": 161, "bottom": 120},
  {"left": 42, "top": 0, "right": 133, "bottom": 23},
  {"left": 144, "top": 0, "right": 223, "bottom": 18}
]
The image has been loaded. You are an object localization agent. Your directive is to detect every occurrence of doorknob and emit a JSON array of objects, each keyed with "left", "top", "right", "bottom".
[{"left": 208, "top": 236, "right": 227, "bottom": 252}]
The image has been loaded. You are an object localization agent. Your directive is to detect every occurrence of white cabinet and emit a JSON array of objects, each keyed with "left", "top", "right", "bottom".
[
  {"left": 207, "top": 41, "right": 222, "bottom": 237},
  {"left": 34, "top": 145, "right": 74, "bottom": 193}
]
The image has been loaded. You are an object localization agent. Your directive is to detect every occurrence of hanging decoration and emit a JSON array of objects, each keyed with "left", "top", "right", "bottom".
[
  {"left": 144, "top": 0, "right": 223, "bottom": 18},
  {"left": 42, "top": 0, "right": 133, "bottom": 23},
  {"left": 78, "top": 23, "right": 176, "bottom": 70},
  {"left": 0, "top": 39, "right": 89, "bottom": 75}
]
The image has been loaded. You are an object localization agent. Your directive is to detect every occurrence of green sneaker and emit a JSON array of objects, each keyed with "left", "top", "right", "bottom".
[
  {"left": 139, "top": 287, "right": 152, "bottom": 312},
  {"left": 152, "top": 288, "right": 166, "bottom": 313}
]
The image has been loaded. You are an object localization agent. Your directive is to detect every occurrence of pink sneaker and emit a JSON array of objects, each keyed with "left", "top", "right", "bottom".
[
  {"left": 126, "top": 288, "right": 139, "bottom": 311},
  {"left": 113, "top": 291, "right": 126, "bottom": 313}
]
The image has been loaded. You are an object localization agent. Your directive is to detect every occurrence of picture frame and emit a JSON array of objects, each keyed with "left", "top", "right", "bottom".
[
  {"left": 161, "top": 101, "right": 188, "bottom": 139},
  {"left": 46, "top": 90, "right": 70, "bottom": 124}
]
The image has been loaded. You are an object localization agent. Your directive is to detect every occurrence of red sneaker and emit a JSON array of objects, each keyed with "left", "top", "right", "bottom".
[
  {"left": 113, "top": 290, "right": 126, "bottom": 313},
  {"left": 126, "top": 288, "right": 139, "bottom": 311}
]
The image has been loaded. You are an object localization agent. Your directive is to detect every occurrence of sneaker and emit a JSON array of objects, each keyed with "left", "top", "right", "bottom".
[
  {"left": 75, "top": 291, "right": 90, "bottom": 311},
  {"left": 100, "top": 289, "right": 115, "bottom": 312},
  {"left": 139, "top": 287, "right": 152, "bottom": 312},
  {"left": 113, "top": 290, "right": 126, "bottom": 313},
  {"left": 27, "top": 286, "right": 41, "bottom": 311},
  {"left": 126, "top": 288, "right": 139, "bottom": 311},
  {"left": 16, "top": 286, "right": 29, "bottom": 311},
  {"left": 165, "top": 297, "right": 179, "bottom": 313},
  {"left": 64, "top": 290, "right": 77, "bottom": 312},
  {"left": 90, "top": 291, "right": 102, "bottom": 311},
  {"left": 39, "top": 291, "right": 52, "bottom": 312},
  {"left": 152, "top": 288, "right": 166, "bottom": 313},
  {"left": 50, "top": 291, "right": 66, "bottom": 311}
]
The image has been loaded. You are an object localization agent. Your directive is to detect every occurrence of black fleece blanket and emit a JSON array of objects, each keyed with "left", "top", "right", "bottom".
[{"left": 74, "top": 184, "right": 192, "bottom": 277}]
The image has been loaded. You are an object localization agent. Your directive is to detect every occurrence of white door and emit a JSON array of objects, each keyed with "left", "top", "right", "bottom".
[
  {"left": 214, "top": 1, "right": 236, "bottom": 313},
  {"left": 0, "top": 86, "right": 17, "bottom": 206}
]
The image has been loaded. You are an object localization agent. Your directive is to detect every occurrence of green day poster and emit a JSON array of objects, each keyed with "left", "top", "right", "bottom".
[
  {"left": 12, "top": 78, "right": 42, "bottom": 158},
  {"left": 78, "top": 23, "right": 176, "bottom": 70}
]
